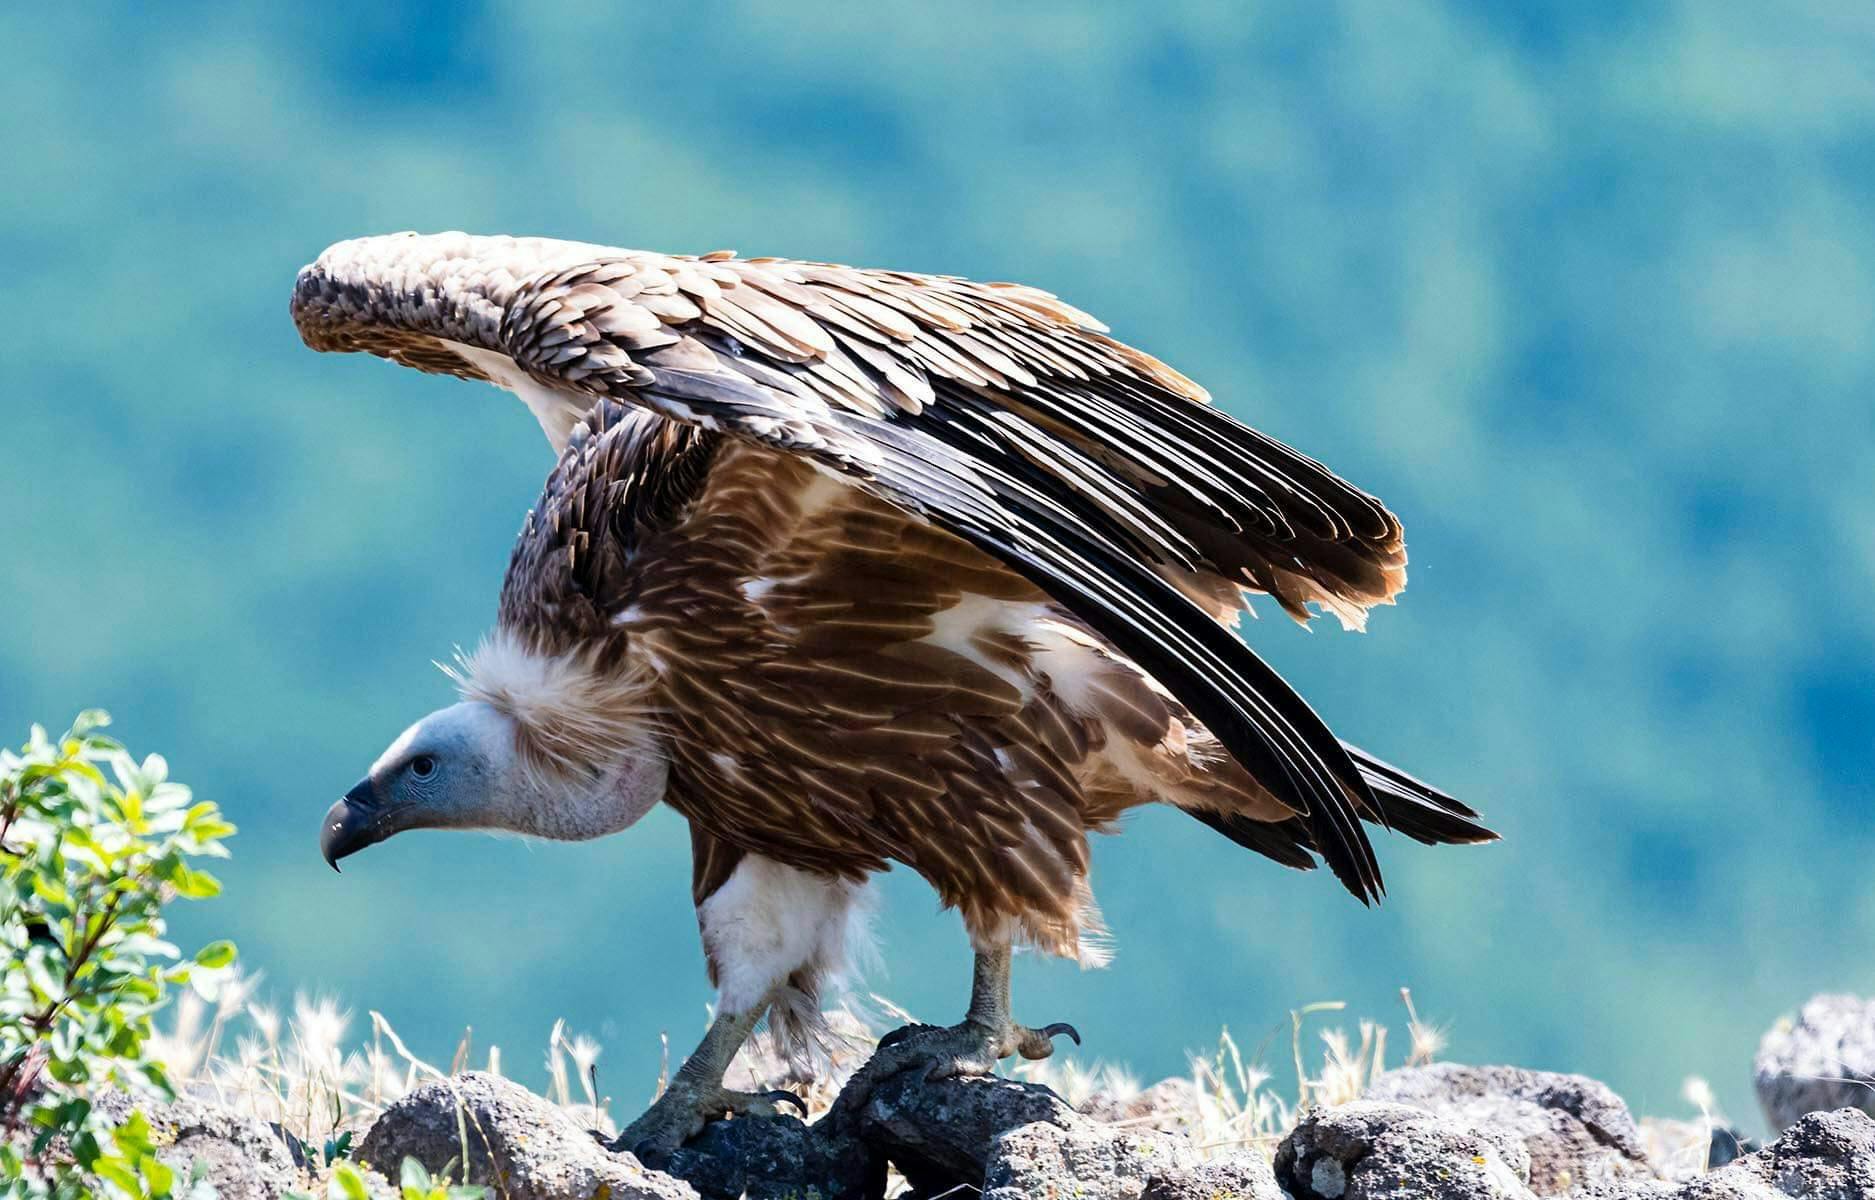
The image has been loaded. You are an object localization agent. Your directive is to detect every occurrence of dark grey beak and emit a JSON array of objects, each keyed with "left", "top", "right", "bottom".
[{"left": 320, "top": 780, "right": 389, "bottom": 871}]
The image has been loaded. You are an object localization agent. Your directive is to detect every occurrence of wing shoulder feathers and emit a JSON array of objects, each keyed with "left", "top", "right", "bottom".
[{"left": 483, "top": 246, "right": 1409, "bottom": 617}]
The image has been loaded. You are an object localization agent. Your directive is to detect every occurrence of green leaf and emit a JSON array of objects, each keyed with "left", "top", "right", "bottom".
[
  {"left": 120, "top": 787, "right": 145, "bottom": 829},
  {"left": 141, "top": 1151, "right": 177, "bottom": 1197},
  {"left": 114, "top": 1109, "right": 156, "bottom": 1155},
  {"left": 30, "top": 870, "right": 71, "bottom": 907},
  {"left": 193, "top": 940, "right": 236, "bottom": 969},
  {"left": 400, "top": 1156, "right": 433, "bottom": 1194},
  {"left": 143, "top": 1059, "right": 176, "bottom": 1098},
  {"left": 94, "top": 1156, "right": 142, "bottom": 1196},
  {"left": 71, "top": 1129, "right": 103, "bottom": 1167},
  {"left": 195, "top": 817, "right": 237, "bottom": 840},
  {"left": 444, "top": 1187, "right": 487, "bottom": 1200},
  {"left": 189, "top": 967, "right": 225, "bottom": 1003},
  {"left": 118, "top": 932, "right": 183, "bottom": 960},
  {"left": 329, "top": 1160, "right": 372, "bottom": 1200},
  {"left": 172, "top": 866, "right": 222, "bottom": 899}
]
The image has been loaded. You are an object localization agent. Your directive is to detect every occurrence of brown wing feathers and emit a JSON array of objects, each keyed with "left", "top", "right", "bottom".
[
  {"left": 290, "top": 235, "right": 1490, "bottom": 901},
  {"left": 617, "top": 333, "right": 1397, "bottom": 899}
]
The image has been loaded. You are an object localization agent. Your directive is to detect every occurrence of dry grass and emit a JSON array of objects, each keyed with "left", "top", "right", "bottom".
[
  {"left": 143, "top": 974, "right": 1738, "bottom": 1197},
  {"left": 1009, "top": 988, "right": 1447, "bottom": 1158},
  {"left": 148, "top": 971, "right": 541, "bottom": 1157},
  {"left": 151, "top": 974, "right": 1464, "bottom": 1172},
  {"left": 1638, "top": 1076, "right": 1730, "bottom": 1183}
]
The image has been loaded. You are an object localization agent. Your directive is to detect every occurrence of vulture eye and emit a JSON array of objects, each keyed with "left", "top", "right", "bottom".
[{"left": 409, "top": 755, "right": 437, "bottom": 779}]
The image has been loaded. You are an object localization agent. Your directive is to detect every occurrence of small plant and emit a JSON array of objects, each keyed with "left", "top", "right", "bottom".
[
  {"left": 287, "top": 1157, "right": 485, "bottom": 1200},
  {"left": 394, "top": 1156, "right": 483, "bottom": 1200},
  {"left": 0, "top": 712, "right": 237, "bottom": 1198}
]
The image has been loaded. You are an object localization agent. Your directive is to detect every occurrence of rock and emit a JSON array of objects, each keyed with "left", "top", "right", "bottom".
[
  {"left": 93, "top": 1089, "right": 304, "bottom": 1200},
  {"left": 1366, "top": 1062, "right": 1652, "bottom": 1194},
  {"left": 1754, "top": 994, "right": 1875, "bottom": 1133},
  {"left": 1572, "top": 1108, "right": 1875, "bottom": 1199},
  {"left": 984, "top": 1117, "right": 1199, "bottom": 1200},
  {"left": 855, "top": 1070, "right": 1259, "bottom": 1200},
  {"left": 355, "top": 1072, "right": 695, "bottom": 1200},
  {"left": 1275, "top": 1100, "right": 1536, "bottom": 1199},
  {"left": 659, "top": 1113, "right": 881, "bottom": 1200},
  {"left": 858, "top": 1070, "right": 1079, "bottom": 1189},
  {"left": 1140, "top": 1151, "right": 1283, "bottom": 1200},
  {"left": 1687, "top": 1109, "right": 1875, "bottom": 1200}
]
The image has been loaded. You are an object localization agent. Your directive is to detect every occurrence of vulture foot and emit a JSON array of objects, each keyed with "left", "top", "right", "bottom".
[
  {"left": 606, "top": 1079, "right": 804, "bottom": 1162},
  {"left": 830, "top": 1014, "right": 1080, "bottom": 1119}
]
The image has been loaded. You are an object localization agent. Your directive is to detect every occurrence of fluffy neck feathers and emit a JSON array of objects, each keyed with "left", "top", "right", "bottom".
[
  {"left": 450, "top": 630, "right": 655, "bottom": 770},
  {"left": 444, "top": 629, "right": 665, "bottom": 837}
]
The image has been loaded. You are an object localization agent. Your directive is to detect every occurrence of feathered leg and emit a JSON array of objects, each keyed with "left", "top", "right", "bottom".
[
  {"left": 605, "top": 833, "right": 868, "bottom": 1159},
  {"left": 606, "top": 1002, "right": 804, "bottom": 1161},
  {"left": 830, "top": 943, "right": 1079, "bottom": 1118}
]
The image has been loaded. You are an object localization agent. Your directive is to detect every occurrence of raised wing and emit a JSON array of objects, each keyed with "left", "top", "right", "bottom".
[{"left": 293, "top": 232, "right": 1431, "bottom": 900}]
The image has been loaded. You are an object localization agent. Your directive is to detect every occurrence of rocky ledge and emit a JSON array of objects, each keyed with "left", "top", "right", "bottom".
[
  {"left": 30, "top": 993, "right": 1875, "bottom": 1200},
  {"left": 74, "top": 1062, "right": 1872, "bottom": 1200}
]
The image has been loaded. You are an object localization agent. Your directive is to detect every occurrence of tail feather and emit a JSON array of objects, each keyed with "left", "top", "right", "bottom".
[
  {"left": 1341, "top": 742, "right": 1496, "bottom": 846},
  {"left": 1188, "top": 808, "right": 1320, "bottom": 871},
  {"left": 1184, "top": 742, "right": 1494, "bottom": 880}
]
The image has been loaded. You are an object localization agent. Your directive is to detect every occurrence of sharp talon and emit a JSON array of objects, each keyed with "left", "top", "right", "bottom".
[
  {"left": 1043, "top": 1022, "right": 1081, "bottom": 1046},
  {"left": 765, "top": 1089, "right": 806, "bottom": 1115}
]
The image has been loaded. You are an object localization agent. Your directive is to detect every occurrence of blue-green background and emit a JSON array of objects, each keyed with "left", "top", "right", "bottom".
[{"left": 5, "top": 3, "right": 1871, "bottom": 1130}]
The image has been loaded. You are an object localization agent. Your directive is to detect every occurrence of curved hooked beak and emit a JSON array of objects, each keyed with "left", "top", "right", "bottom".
[{"left": 320, "top": 780, "right": 392, "bottom": 871}]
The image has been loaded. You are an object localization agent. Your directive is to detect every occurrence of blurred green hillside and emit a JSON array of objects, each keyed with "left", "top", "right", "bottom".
[{"left": 4, "top": 2, "right": 1872, "bottom": 1128}]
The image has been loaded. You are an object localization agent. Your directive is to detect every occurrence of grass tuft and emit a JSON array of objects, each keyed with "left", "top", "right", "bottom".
[{"left": 147, "top": 979, "right": 1510, "bottom": 1174}]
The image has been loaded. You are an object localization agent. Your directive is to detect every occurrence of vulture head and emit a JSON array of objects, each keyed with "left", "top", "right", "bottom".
[{"left": 321, "top": 636, "right": 670, "bottom": 869}]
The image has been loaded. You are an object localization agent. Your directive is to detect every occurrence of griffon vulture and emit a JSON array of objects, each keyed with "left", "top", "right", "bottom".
[{"left": 292, "top": 232, "right": 1492, "bottom": 1155}]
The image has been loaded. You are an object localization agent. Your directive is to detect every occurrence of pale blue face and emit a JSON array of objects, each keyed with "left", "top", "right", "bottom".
[
  {"left": 321, "top": 703, "right": 512, "bottom": 868},
  {"left": 319, "top": 697, "right": 669, "bottom": 867}
]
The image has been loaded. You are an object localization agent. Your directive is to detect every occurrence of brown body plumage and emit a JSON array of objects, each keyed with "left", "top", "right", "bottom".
[
  {"left": 297, "top": 232, "right": 1493, "bottom": 1152},
  {"left": 497, "top": 405, "right": 1303, "bottom": 962}
]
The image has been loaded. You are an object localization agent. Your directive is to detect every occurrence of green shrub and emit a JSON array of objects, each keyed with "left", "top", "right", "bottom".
[{"left": 0, "top": 712, "right": 237, "bottom": 1199}]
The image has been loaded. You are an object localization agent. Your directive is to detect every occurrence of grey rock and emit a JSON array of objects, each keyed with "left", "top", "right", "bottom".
[
  {"left": 856, "top": 1070, "right": 1255, "bottom": 1200},
  {"left": 1366, "top": 1062, "right": 1652, "bottom": 1194},
  {"left": 1571, "top": 1108, "right": 1875, "bottom": 1199},
  {"left": 1275, "top": 1100, "right": 1537, "bottom": 1199},
  {"left": 1140, "top": 1151, "right": 1283, "bottom": 1200},
  {"left": 984, "top": 1116, "right": 1198, "bottom": 1200},
  {"left": 355, "top": 1072, "right": 695, "bottom": 1200},
  {"left": 659, "top": 1112, "right": 881, "bottom": 1200},
  {"left": 94, "top": 1089, "right": 304, "bottom": 1200},
  {"left": 1683, "top": 1109, "right": 1875, "bottom": 1200},
  {"left": 858, "top": 1070, "right": 1077, "bottom": 1189},
  {"left": 1754, "top": 994, "right": 1875, "bottom": 1133}
]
